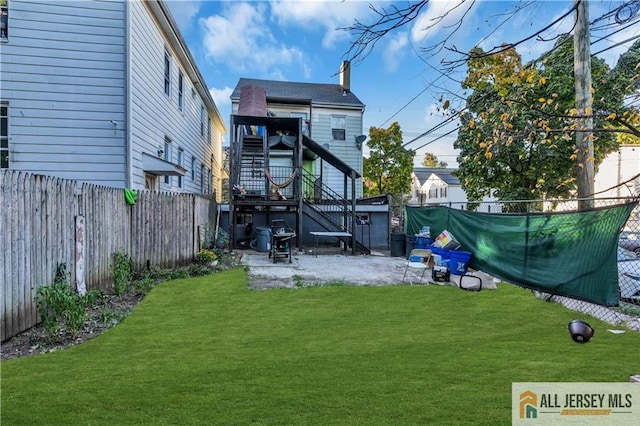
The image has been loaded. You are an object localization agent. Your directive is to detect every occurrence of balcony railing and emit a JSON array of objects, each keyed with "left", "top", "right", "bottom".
[{"left": 236, "top": 165, "right": 297, "bottom": 199}]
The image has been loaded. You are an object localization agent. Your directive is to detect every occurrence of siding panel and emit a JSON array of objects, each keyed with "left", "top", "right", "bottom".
[
  {"left": 1, "top": 0, "right": 127, "bottom": 187},
  {"left": 129, "top": 0, "right": 221, "bottom": 195}
]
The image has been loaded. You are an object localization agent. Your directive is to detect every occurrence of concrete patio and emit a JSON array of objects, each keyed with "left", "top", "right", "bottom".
[{"left": 238, "top": 249, "right": 413, "bottom": 289}]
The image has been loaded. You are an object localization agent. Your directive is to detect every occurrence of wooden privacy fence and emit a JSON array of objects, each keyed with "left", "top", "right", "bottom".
[{"left": 1, "top": 171, "right": 217, "bottom": 341}]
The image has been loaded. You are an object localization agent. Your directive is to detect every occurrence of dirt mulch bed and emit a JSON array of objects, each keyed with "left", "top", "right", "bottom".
[{"left": 1, "top": 293, "right": 144, "bottom": 361}]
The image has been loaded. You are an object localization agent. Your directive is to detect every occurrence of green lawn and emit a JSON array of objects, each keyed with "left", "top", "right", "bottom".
[{"left": 2, "top": 268, "right": 639, "bottom": 425}]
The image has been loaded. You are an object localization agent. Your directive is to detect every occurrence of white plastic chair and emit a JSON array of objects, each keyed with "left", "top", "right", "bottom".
[{"left": 402, "top": 249, "right": 432, "bottom": 284}]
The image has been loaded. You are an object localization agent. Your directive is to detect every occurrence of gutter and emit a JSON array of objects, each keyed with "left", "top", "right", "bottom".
[{"left": 146, "top": 0, "right": 226, "bottom": 132}]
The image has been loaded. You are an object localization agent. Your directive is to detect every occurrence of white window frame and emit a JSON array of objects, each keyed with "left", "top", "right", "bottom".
[
  {"left": 1, "top": 1, "right": 8, "bottom": 39},
  {"left": 290, "top": 112, "right": 308, "bottom": 135},
  {"left": 331, "top": 115, "right": 346, "bottom": 141},
  {"left": 164, "top": 137, "right": 172, "bottom": 185},
  {"left": 200, "top": 163, "right": 205, "bottom": 193},
  {"left": 177, "top": 71, "right": 184, "bottom": 111},
  {"left": 164, "top": 50, "right": 171, "bottom": 97},
  {"left": 200, "top": 105, "right": 205, "bottom": 137},
  {"left": 0, "top": 102, "right": 8, "bottom": 169},
  {"left": 177, "top": 148, "right": 184, "bottom": 188}
]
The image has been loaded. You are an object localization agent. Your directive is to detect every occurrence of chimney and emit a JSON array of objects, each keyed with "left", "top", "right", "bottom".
[{"left": 340, "top": 61, "right": 351, "bottom": 93}]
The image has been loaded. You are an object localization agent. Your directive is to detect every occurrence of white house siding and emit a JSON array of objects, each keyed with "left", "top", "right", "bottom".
[
  {"left": 409, "top": 171, "right": 498, "bottom": 212},
  {"left": 594, "top": 145, "right": 640, "bottom": 199},
  {"left": 310, "top": 106, "right": 363, "bottom": 199},
  {"left": 129, "top": 0, "right": 223, "bottom": 196},
  {"left": 0, "top": 0, "right": 127, "bottom": 186}
]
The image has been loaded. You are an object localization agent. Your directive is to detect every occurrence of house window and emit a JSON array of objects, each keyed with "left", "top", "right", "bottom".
[
  {"left": 440, "top": 187, "right": 447, "bottom": 198},
  {"left": 164, "top": 137, "right": 171, "bottom": 185},
  {"left": 178, "top": 71, "right": 184, "bottom": 111},
  {"left": 207, "top": 117, "right": 211, "bottom": 142},
  {"left": 331, "top": 115, "right": 346, "bottom": 141},
  {"left": 164, "top": 50, "right": 171, "bottom": 96},
  {"left": 177, "top": 148, "right": 184, "bottom": 188},
  {"left": 207, "top": 169, "right": 212, "bottom": 194},
  {"left": 200, "top": 164, "right": 205, "bottom": 193},
  {"left": 144, "top": 174, "right": 157, "bottom": 191},
  {"left": 428, "top": 188, "right": 437, "bottom": 199},
  {"left": 236, "top": 213, "right": 252, "bottom": 225},
  {"left": 1, "top": 1, "right": 8, "bottom": 39},
  {"left": 191, "top": 156, "right": 196, "bottom": 181},
  {"left": 0, "top": 103, "right": 8, "bottom": 169},
  {"left": 290, "top": 112, "right": 308, "bottom": 135},
  {"left": 200, "top": 105, "right": 205, "bottom": 136},
  {"left": 356, "top": 214, "right": 369, "bottom": 225}
]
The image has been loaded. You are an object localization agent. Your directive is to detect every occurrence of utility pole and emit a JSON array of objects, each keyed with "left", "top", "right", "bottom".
[{"left": 574, "top": 0, "right": 594, "bottom": 210}]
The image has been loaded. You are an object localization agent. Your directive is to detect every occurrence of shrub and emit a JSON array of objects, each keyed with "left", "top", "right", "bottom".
[
  {"left": 34, "top": 264, "right": 86, "bottom": 338},
  {"left": 195, "top": 249, "right": 218, "bottom": 265},
  {"left": 111, "top": 251, "right": 133, "bottom": 296}
]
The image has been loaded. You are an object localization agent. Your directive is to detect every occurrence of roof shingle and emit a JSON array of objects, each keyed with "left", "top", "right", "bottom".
[{"left": 231, "top": 78, "right": 365, "bottom": 108}]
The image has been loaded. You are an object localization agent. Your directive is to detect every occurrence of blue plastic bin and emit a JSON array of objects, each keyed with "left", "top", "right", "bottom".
[{"left": 449, "top": 251, "right": 472, "bottom": 275}]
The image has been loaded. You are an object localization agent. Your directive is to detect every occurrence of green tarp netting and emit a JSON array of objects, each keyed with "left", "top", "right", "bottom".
[{"left": 405, "top": 202, "right": 637, "bottom": 306}]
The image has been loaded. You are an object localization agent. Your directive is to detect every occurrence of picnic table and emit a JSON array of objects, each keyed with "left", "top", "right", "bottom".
[{"left": 309, "top": 231, "right": 352, "bottom": 256}]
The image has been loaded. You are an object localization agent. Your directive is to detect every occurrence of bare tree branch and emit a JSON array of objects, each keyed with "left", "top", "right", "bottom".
[
  {"left": 442, "top": 2, "right": 579, "bottom": 66},
  {"left": 339, "top": 1, "right": 430, "bottom": 65}
]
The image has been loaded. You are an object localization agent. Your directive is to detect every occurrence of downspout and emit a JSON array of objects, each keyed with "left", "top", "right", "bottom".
[
  {"left": 344, "top": 173, "right": 348, "bottom": 232},
  {"left": 124, "top": 0, "right": 133, "bottom": 262},
  {"left": 229, "top": 116, "right": 236, "bottom": 251},
  {"left": 297, "top": 118, "right": 303, "bottom": 251},
  {"left": 351, "top": 170, "right": 356, "bottom": 254},
  {"left": 125, "top": 0, "right": 132, "bottom": 188}
]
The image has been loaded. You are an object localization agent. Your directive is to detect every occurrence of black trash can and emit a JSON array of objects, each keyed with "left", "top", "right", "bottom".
[
  {"left": 405, "top": 234, "right": 417, "bottom": 259},
  {"left": 390, "top": 233, "right": 406, "bottom": 257}
]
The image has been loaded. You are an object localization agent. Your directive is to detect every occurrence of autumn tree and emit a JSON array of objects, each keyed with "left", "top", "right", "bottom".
[
  {"left": 341, "top": 1, "right": 639, "bottom": 205},
  {"left": 363, "top": 122, "right": 414, "bottom": 198},
  {"left": 609, "top": 38, "right": 640, "bottom": 145},
  {"left": 422, "top": 152, "right": 448, "bottom": 168},
  {"left": 454, "top": 39, "right": 628, "bottom": 206}
]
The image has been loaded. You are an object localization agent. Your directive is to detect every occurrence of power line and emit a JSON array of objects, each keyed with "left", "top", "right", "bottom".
[
  {"left": 369, "top": 1, "right": 639, "bottom": 154},
  {"left": 592, "top": 33, "right": 640, "bottom": 56}
]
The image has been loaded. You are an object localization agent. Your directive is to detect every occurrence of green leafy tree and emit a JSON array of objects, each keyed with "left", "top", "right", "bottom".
[
  {"left": 421, "top": 152, "right": 448, "bottom": 168},
  {"left": 616, "top": 114, "right": 640, "bottom": 145},
  {"left": 363, "top": 122, "right": 414, "bottom": 198},
  {"left": 610, "top": 39, "right": 640, "bottom": 145},
  {"left": 454, "top": 40, "right": 627, "bottom": 206}
]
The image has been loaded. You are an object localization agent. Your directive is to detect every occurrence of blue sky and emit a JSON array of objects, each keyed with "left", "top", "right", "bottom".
[{"left": 166, "top": 0, "right": 640, "bottom": 166}]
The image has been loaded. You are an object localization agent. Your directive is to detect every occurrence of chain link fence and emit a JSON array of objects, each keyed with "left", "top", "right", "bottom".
[{"left": 429, "top": 197, "right": 640, "bottom": 331}]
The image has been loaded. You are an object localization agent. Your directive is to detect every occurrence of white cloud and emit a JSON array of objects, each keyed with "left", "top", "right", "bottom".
[
  {"left": 410, "top": 0, "right": 469, "bottom": 45},
  {"left": 200, "top": 2, "right": 305, "bottom": 74},
  {"left": 383, "top": 32, "right": 408, "bottom": 72},
  {"left": 165, "top": 0, "right": 202, "bottom": 29},
  {"left": 209, "top": 86, "right": 233, "bottom": 107},
  {"left": 270, "top": 0, "right": 371, "bottom": 49}
]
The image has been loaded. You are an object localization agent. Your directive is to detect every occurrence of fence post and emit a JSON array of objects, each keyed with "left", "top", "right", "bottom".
[{"left": 75, "top": 215, "right": 86, "bottom": 295}]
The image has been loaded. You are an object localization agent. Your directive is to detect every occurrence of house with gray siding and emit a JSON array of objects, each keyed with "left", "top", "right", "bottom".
[
  {"left": 230, "top": 62, "right": 366, "bottom": 199},
  {"left": 223, "top": 64, "right": 395, "bottom": 252},
  {"left": 0, "top": 0, "right": 225, "bottom": 198}
]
